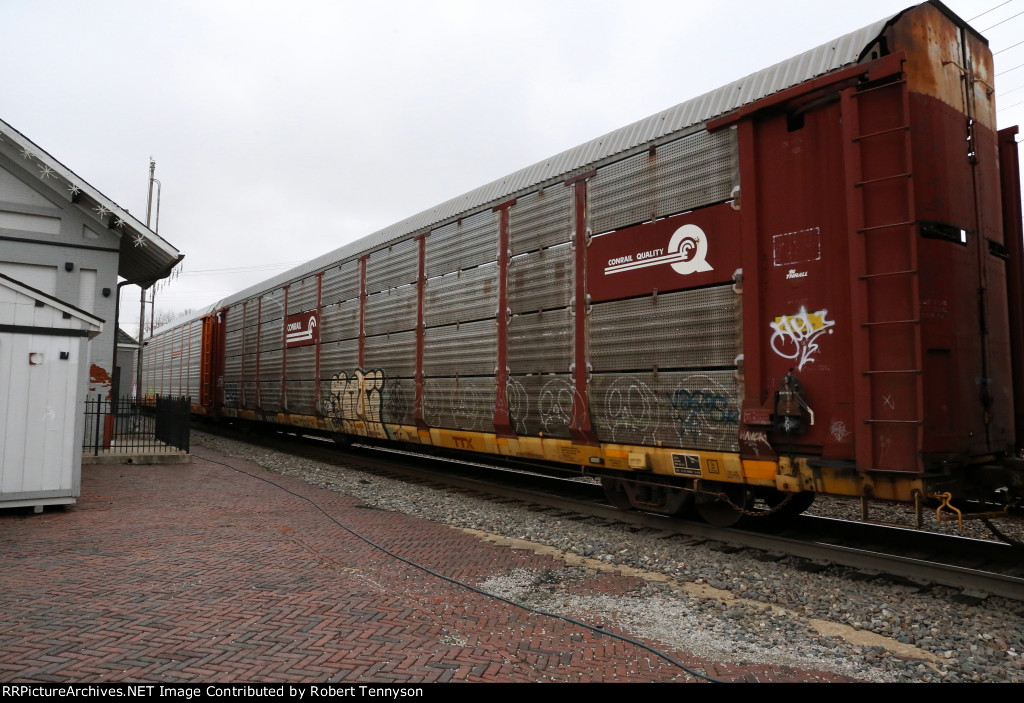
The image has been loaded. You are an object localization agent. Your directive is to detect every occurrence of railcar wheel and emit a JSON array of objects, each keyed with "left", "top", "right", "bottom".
[
  {"left": 643, "top": 486, "right": 693, "bottom": 517},
  {"left": 746, "top": 489, "right": 816, "bottom": 528},
  {"left": 601, "top": 477, "right": 693, "bottom": 516},
  {"left": 602, "top": 478, "right": 634, "bottom": 510},
  {"left": 695, "top": 482, "right": 754, "bottom": 527}
]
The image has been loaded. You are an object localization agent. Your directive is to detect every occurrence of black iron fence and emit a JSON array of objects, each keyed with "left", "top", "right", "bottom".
[{"left": 82, "top": 395, "right": 191, "bottom": 455}]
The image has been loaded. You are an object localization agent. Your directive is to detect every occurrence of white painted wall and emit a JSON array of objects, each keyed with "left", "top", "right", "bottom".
[
  {"left": 0, "top": 279, "right": 99, "bottom": 508},
  {"left": 0, "top": 262, "right": 57, "bottom": 295}
]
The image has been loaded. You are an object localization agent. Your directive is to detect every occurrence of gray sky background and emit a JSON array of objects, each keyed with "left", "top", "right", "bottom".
[{"left": 2, "top": 0, "right": 1023, "bottom": 336}]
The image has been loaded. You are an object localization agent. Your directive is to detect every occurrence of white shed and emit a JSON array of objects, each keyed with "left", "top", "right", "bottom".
[{"left": 0, "top": 273, "right": 102, "bottom": 511}]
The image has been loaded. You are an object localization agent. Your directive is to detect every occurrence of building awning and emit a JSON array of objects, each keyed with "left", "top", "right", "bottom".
[{"left": 116, "top": 327, "right": 140, "bottom": 348}]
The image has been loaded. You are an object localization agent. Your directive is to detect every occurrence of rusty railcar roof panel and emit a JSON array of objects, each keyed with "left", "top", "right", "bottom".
[{"left": 220, "top": 10, "right": 903, "bottom": 309}]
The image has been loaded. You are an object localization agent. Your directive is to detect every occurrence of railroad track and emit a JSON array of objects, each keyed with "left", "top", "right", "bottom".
[{"left": 197, "top": 426, "right": 1024, "bottom": 603}]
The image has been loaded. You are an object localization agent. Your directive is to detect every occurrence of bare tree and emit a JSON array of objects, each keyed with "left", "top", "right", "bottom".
[{"left": 145, "top": 308, "right": 194, "bottom": 338}]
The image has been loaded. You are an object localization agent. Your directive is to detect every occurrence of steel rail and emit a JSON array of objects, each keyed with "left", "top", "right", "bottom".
[{"left": 198, "top": 428, "right": 1024, "bottom": 603}]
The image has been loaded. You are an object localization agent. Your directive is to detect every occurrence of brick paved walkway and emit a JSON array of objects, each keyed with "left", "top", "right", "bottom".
[{"left": 0, "top": 444, "right": 857, "bottom": 683}]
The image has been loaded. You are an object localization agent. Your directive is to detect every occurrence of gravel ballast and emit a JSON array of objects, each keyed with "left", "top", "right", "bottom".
[{"left": 194, "top": 431, "right": 1024, "bottom": 683}]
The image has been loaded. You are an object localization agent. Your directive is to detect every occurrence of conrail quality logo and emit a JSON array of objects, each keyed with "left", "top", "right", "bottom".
[
  {"left": 603, "top": 224, "right": 713, "bottom": 276},
  {"left": 286, "top": 315, "right": 317, "bottom": 344},
  {"left": 285, "top": 310, "right": 319, "bottom": 348}
]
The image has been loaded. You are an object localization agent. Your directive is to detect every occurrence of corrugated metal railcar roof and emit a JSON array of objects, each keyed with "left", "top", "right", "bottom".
[
  {"left": 216, "top": 8, "right": 905, "bottom": 310},
  {"left": 151, "top": 301, "right": 218, "bottom": 337}
]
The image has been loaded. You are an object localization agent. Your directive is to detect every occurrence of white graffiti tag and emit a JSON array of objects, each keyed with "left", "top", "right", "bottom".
[
  {"left": 539, "top": 378, "right": 584, "bottom": 436},
  {"left": 768, "top": 307, "right": 836, "bottom": 371},
  {"left": 603, "top": 376, "right": 660, "bottom": 445},
  {"left": 451, "top": 381, "right": 486, "bottom": 431},
  {"left": 829, "top": 420, "right": 851, "bottom": 443},
  {"left": 505, "top": 378, "right": 529, "bottom": 435}
]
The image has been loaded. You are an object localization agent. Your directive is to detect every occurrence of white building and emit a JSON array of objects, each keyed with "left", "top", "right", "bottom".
[{"left": 0, "top": 117, "right": 183, "bottom": 510}]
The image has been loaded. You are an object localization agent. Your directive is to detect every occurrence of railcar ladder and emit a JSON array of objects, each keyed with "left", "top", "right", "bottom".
[
  {"left": 200, "top": 315, "right": 214, "bottom": 406},
  {"left": 841, "top": 78, "right": 924, "bottom": 473}
]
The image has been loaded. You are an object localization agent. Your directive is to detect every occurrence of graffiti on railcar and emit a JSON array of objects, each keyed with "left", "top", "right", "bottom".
[
  {"left": 323, "top": 368, "right": 389, "bottom": 439},
  {"left": 423, "top": 379, "right": 492, "bottom": 432},
  {"left": 539, "top": 377, "right": 584, "bottom": 436},
  {"left": 829, "top": 419, "right": 852, "bottom": 443},
  {"left": 602, "top": 376, "right": 660, "bottom": 446},
  {"left": 768, "top": 307, "right": 836, "bottom": 371},
  {"left": 223, "top": 382, "right": 239, "bottom": 408},
  {"left": 503, "top": 377, "right": 584, "bottom": 438},
  {"left": 506, "top": 378, "right": 529, "bottom": 435},
  {"left": 666, "top": 375, "right": 739, "bottom": 449},
  {"left": 452, "top": 381, "right": 488, "bottom": 432},
  {"left": 592, "top": 373, "right": 740, "bottom": 452},
  {"left": 383, "top": 378, "right": 412, "bottom": 425}
]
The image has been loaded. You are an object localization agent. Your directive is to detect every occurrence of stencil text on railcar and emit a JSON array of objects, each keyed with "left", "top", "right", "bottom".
[{"left": 603, "top": 224, "right": 713, "bottom": 276}]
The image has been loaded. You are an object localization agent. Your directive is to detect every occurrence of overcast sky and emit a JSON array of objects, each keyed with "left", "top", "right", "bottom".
[{"left": 2, "top": 0, "right": 1023, "bottom": 336}]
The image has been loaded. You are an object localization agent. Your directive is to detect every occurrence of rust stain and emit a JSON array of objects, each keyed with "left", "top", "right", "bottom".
[
  {"left": 889, "top": 3, "right": 996, "bottom": 130},
  {"left": 89, "top": 364, "right": 113, "bottom": 397}
]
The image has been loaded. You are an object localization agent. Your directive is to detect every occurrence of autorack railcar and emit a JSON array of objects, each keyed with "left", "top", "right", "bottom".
[{"left": 143, "top": 1, "right": 1024, "bottom": 527}]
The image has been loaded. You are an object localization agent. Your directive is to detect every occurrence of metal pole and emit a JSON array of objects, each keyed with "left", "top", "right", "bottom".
[
  {"left": 137, "top": 288, "right": 146, "bottom": 397},
  {"left": 147, "top": 171, "right": 162, "bottom": 341},
  {"left": 110, "top": 280, "right": 131, "bottom": 403},
  {"left": 93, "top": 395, "right": 101, "bottom": 457},
  {"left": 137, "top": 159, "right": 157, "bottom": 400}
]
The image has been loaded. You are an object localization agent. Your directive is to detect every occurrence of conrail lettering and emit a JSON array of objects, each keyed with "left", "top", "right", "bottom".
[
  {"left": 604, "top": 224, "right": 713, "bottom": 276},
  {"left": 607, "top": 248, "right": 667, "bottom": 268},
  {"left": 286, "top": 321, "right": 303, "bottom": 331},
  {"left": 636, "top": 248, "right": 664, "bottom": 260}
]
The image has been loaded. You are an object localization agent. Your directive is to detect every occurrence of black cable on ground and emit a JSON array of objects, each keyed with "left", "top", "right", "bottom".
[
  {"left": 194, "top": 452, "right": 728, "bottom": 683},
  {"left": 982, "top": 517, "right": 1024, "bottom": 548}
]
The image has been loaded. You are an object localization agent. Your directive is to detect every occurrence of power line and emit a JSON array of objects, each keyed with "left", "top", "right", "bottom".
[
  {"left": 178, "top": 262, "right": 307, "bottom": 276},
  {"left": 982, "top": 9, "right": 1024, "bottom": 31},
  {"left": 997, "top": 61, "right": 1024, "bottom": 76},
  {"left": 995, "top": 38, "right": 1024, "bottom": 54},
  {"left": 970, "top": 0, "right": 1013, "bottom": 22},
  {"left": 149, "top": 291, "right": 241, "bottom": 297}
]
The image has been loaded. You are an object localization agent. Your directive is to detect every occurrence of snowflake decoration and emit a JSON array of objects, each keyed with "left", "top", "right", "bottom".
[
  {"left": 67, "top": 183, "right": 81, "bottom": 196},
  {"left": 20, "top": 146, "right": 34, "bottom": 160},
  {"left": 114, "top": 217, "right": 126, "bottom": 228},
  {"left": 38, "top": 165, "right": 55, "bottom": 180},
  {"left": 132, "top": 233, "right": 148, "bottom": 248},
  {"left": 94, "top": 204, "right": 110, "bottom": 218}
]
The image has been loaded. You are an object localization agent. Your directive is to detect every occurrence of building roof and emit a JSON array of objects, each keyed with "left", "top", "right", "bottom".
[
  {"left": 0, "top": 272, "right": 104, "bottom": 338},
  {"left": 116, "top": 328, "right": 139, "bottom": 347},
  {"left": 0, "top": 118, "right": 183, "bottom": 286}
]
